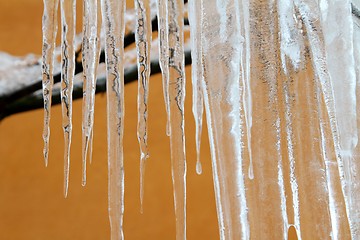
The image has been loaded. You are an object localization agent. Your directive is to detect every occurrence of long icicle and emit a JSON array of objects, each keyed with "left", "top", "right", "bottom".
[
  {"left": 134, "top": 0, "right": 152, "bottom": 212},
  {"left": 168, "top": 0, "right": 187, "bottom": 239},
  {"left": 201, "top": 0, "right": 250, "bottom": 238},
  {"left": 100, "top": 0, "right": 126, "bottom": 239},
  {"left": 81, "top": 0, "right": 101, "bottom": 186},
  {"left": 88, "top": 0, "right": 102, "bottom": 166},
  {"left": 156, "top": 0, "right": 171, "bottom": 136},
  {"left": 188, "top": 0, "right": 204, "bottom": 175},
  {"left": 42, "top": 0, "right": 60, "bottom": 166},
  {"left": 60, "top": 0, "right": 76, "bottom": 197}
]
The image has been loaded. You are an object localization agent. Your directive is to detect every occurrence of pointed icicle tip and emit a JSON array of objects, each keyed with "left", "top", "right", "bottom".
[{"left": 196, "top": 160, "right": 202, "bottom": 175}]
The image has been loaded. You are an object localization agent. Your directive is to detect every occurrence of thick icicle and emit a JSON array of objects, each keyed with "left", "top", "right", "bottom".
[
  {"left": 81, "top": 0, "right": 101, "bottom": 186},
  {"left": 42, "top": 0, "right": 60, "bottom": 166},
  {"left": 294, "top": 0, "right": 351, "bottom": 238},
  {"left": 201, "top": 1, "right": 250, "bottom": 238},
  {"left": 168, "top": 0, "right": 187, "bottom": 239},
  {"left": 156, "top": 0, "right": 171, "bottom": 136},
  {"left": 100, "top": 0, "right": 126, "bottom": 239},
  {"left": 319, "top": 1, "right": 358, "bottom": 237},
  {"left": 60, "top": 0, "right": 76, "bottom": 197},
  {"left": 244, "top": 0, "right": 292, "bottom": 235},
  {"left": 134, "top": 0, "right": 152, "bottom": 211},
  {"left": 188, "top": 0, "right": 204, "bottom": 175},
  {"left": 353, "top": 7, "right": 360, "bottom": 238}
]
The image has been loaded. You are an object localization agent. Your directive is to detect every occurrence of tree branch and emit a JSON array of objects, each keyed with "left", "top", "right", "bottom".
[
  {"left": 0, "top": 50, "right": 191, "bottom": 120},
  {"left": 0, "top": 17, "right": 190, "bottom": 120}
]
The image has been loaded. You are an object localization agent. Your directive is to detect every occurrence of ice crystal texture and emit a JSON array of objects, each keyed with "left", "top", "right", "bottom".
[{"left": 36, "top": 0, "right": 360, "bottom": 239}]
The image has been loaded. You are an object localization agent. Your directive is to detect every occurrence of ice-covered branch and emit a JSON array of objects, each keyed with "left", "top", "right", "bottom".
[
  {"left": 0, "top": 49, "right": 191, "bottom": 119},
  {"left": 0, "top": 50, "right": 191, "bottom": 120},
  {"left": 0, "top": 17, "right": 190, "bottom": 121}
]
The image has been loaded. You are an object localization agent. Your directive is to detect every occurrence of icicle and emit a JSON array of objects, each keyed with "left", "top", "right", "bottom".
[
  {"left": 239, "top": 0, "right": 253, "bottom": 180},
  {"left": 319, "top": 1, "right": 358, "bottom": 237},
  {"left": 81, "top": 0, "right": 101, "bottom": 186},
  {"left": 60, "top": 0, "right": 76, "bottom": 197},
  {"left": 353, "top": 7, "right": 360, "bottom": 238},
  {"left": 156, "top": 0, "right": 171, "bottom": 136},
  {"left": 42, "top": 0, "right": 60, "bottom": 166},
  {"left": 293, "top": 0, "right": 352, "bottom": 238},
  {"left": 100, "top": 0, "right": 126, "bottom": 239},
  {"left": 167, "top": 0, "right": 187, "bottom": 239},
  {"left": 188, "top": 0, "right": 204, "bottom": 175},
  {"left": 201, "top": 1, "right": 250, "bottom": 238},
  {"left": 134, "top": 0, "right": 152, "bottom": 212}
]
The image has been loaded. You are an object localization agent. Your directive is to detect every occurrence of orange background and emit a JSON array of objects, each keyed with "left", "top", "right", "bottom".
[{"left": 0, "top": 1, "right": 299, "bottom": 239}]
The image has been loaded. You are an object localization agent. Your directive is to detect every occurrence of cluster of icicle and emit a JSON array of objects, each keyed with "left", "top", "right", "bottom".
[{"left": 41, "top": 0, "right": 360, "bottom": 239}]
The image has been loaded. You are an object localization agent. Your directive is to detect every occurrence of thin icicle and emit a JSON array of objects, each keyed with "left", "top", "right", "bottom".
[
  {"left": 134, "top": 0, "right": 152, "bottom": 212},
  {"left": 188, "top": 0, "right": 204, "bottom": 175},
  {"left": 100, "top": 0, "right": 126, "bottom": 239},
  {"left": 60, "top": 0, "right": 76, "bottom": 197},
  {"left": 156, "top": 0, "right": 171, "bottom": 136},
  {"left": 42, "top": 0, "right": 60, "bottom": 166},
  {"left": 168, "top": 0, "right": 187, "bottom": 239},
  {"left": 238, "top": 0, "right": 253, "bottom": 180},
  {"left": 81, "top": 0, "right": 101, "bottom": 186}
]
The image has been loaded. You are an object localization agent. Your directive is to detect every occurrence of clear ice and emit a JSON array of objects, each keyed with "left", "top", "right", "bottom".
[
  {"left": 81, "top": 0, "right": 101, "bottom": 186},
  {"left": 60, "top": 0, "right": 76, "bottom": 197},
  {"left": 156, "top": 0, "right": 171, "bottom": 136},
  {"left": 188, "top": 0, "right": 204, "bottom": 175},
  {"left": 134, "top": 0, "right": 152, "bottom": 212},
  {"left": 38, "top": 0, "right": 360, "bottom": 239},
  {"left": 168, "top": 0, "right": 187, "bottom": 239},
  {"left": 41, "top": 0, "right": 59, "bottom": 166},
  {"left": 100, "top": 0, "right": 126, "bottom": 239},
  {"left": 197, "top": 0, "right": 360, "bottom": 239}
]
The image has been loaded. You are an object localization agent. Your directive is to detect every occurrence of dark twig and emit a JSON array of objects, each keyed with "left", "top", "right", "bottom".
[{"left": 352, "top": 2, "right": 360, "bottom": 19}]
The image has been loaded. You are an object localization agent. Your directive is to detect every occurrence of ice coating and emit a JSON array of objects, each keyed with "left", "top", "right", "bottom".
[
  {"left": 60, "top": 0, "right": 76, "bottom": 197},
  {"left": 100, "top": 0, "right": 126, "bottom": 239},
  {"left": 168, "top": 0, "right": 187, "bottom": 239},
  {"left": 188, "top": 0, "right": 204, "bottom": 175},
  {"left": 81, "top": 0, "right": 101, "bottom": 186},
  {"left": 134, "top": 0, "right": 152, "bottom": 212},
  {"left": 42, "top": 0, "right": 59, "bottom": 166}
]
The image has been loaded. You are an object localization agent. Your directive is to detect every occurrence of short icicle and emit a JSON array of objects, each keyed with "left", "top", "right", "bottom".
[
  {"left": 41, "top": 0, "right": 60, "bottom": 166},
  {"left": 188, "top": 0, "right": 204, "bottom": 175},
  {"left": 60, "top": 0, "right": 76, "bottom": 197},
  {"left": 134, "top": 0, "right": 152, "bottom": 212},
  {"left": 81, "top": 0, "right": 101, "bottom": 186},
  {"left": 168, "top": 0, "right": 187, "bottom": 239},
  {"left": 156, "top": 0, "right": 171, "bottom": 136},
  {"left": 100, "top": 0, "right": 126, "bottom": 239}
]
